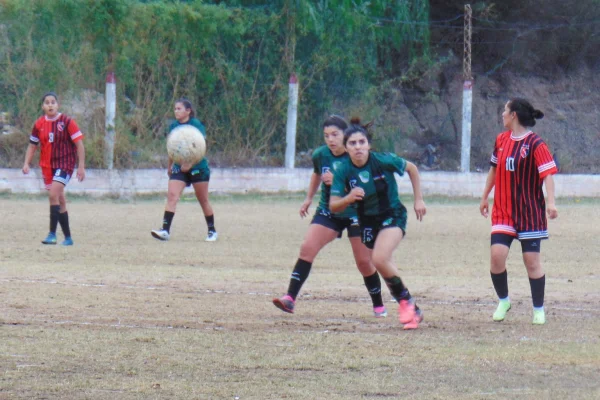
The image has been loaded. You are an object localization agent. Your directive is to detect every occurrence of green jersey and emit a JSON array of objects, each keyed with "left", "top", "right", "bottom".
[
  {"left": 312, "top": 145, "right": 356, "bottom": 219},
  {"left": 331, "top": 151, "right": 408, "bottom": 219},
  {"left": 169, "top": 117, "right": 209, "bottom": 170}
]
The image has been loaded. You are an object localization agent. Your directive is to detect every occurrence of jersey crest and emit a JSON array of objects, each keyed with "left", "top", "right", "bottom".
[
  {"left": 332, "top": 161, "right": 342, "bottom": 171},
  {"left": 358, "top": 171, "right": 370, "bottom": 183},
  {"left": 57, "top": 121, "right": 65, "bottom": 132},
  {"left": 520, "top": 144, "right": 530, "bottom": 159}
]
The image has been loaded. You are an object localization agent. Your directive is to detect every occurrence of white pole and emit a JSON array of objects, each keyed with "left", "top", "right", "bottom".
[
  {"left": 461, "top": 80, "right": 472, "bottom": 173},
  {"left": 105, "top": 72, "right": 116, "bottom": 170},
  {"left": 285, "top": 74, "right": 298, "bottom": 169}
]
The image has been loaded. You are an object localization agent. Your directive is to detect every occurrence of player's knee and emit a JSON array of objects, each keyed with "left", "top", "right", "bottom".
[
  {"left": 370, "top": 253, "right": 388, "bottom": 270},
  {"left": 298, "top": 242, "right": 319, "bottom": 261}
]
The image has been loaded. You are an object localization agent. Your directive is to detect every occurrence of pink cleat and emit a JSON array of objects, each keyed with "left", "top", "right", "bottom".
[
  {"left": 373, "top": 306, "right": 388, "bottom": 318},
  {"left": 403, "top": 308, "right": 424, "bottom": 330},
  {"left": 273, "top": 295, "right": 295, "bottom": 314},
  {"left": 398, "top": 299, "right": 416, "bottom": 324}
]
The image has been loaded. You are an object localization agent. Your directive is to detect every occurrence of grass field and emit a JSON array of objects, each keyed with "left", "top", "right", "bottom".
[{"left": 1, "top": 195, "right": 599, "bottom": 399}]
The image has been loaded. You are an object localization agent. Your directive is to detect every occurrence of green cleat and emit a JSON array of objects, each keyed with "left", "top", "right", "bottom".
[
  {"left": 492, "top": 300, "right": 511, "bottom": 321},
  {"left": 532, "top": 309, "right": 546, "bottom": 325}
]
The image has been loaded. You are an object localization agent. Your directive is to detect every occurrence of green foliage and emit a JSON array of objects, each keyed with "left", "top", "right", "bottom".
[{"left": 0, "top": 0, "right": 430, "bottom": 167}]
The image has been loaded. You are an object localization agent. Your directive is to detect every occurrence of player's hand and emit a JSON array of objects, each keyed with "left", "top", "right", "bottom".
[
  {"left": 547, "top": 202, "right": 558, "bottom": 219},
  {"left": 480, "top": 198, "right": 489, "bottom": 218},
  {"left": 22, "top": 164, "right": 30, "bottom": 175},
  {"left": 346, "top": 187, "right": 365, "bottom": 204},
  {"left": 299, "top": 199, "right": 311, "bottom": 218},
  {"left": 77, "top": 167, "right": 85, "bottom": 182},
  {"left": 321, "top": 171, "right": 333, "bottom": 186},
  {"left": 414, "top": 199, "right": 426, "bottom": 221}
]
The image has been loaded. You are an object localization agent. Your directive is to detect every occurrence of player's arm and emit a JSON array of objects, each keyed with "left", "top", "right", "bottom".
[
  {"left": 22, "top": 143, "right": 37, "bottom": 174},
  {"left": 405, "top": 161, "right": 426, "bottom": 221},
  {"left": 544, "top": 174, "right": 558, "bottom": 219},
  {"left": 75, "top": 140, "right": 86, "bottom": 181},
  {"left": 300, "top": 172, "right": 321, "bottom": 218},
  {"left": 480, "top": 166, "right": 496, "bottom": 218},
  {"left": 330, "top": 189, "right": 364, "bottom": 213}
]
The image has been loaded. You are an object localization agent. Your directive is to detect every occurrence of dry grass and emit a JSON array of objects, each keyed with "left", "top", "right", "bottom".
[{"left": 1, "top": 196, "right": 599, "bottom": 399}]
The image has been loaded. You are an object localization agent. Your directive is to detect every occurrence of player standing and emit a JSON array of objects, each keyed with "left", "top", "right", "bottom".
[
  {"left": 330, "top": 117, "right": 427, "bottom": 330},
  {"left": 151, "top": 98, "right": 217, "bottom": 242},
  {"left": 22, "top": 92, "right": 86, "bottom": 245},
  {"left": 480, "top": 98, "right": 558, "bottom": 325},
  {"left": 273, "top": 115, "right": 388, "bottom": 318}
]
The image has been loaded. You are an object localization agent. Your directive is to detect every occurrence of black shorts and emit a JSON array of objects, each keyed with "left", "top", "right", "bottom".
[
  {"left": 360, "top": 215, "right": 406, "bottom": 250},
  {"left": 491, "top": 233, "right": 542, "bottom": 253},
  {"left": 170, "top": 164, "right": 210, "bottom": 186},
  {"left": 311, "top": 209, "right": 361, "bottom": 238}
]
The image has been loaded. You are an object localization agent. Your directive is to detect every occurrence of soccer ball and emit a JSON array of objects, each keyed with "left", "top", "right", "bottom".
[{"left": 167, "top": 125, "right": 206, "bottom": 165}]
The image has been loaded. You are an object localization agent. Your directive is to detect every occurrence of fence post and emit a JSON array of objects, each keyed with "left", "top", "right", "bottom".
[
  {"left": 105, "top": 71, "right": 116, "bottom": 170},
  {"left": 285, "top": 74, "right": 298, "bottom": 169},
  {"left": 461, "top": 4, "right": 473, "bottom": 173},
  {"left": 461, "top": 80, "right": 473, "bottom": 173}
]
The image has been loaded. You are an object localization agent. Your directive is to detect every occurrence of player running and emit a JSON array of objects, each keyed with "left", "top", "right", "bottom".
[
  {"left": 329, "top": 117, "right": 427, "bottom": 330},
  {"left": 480, "top": 98, "right": 558, "bottom": 325},
  {"left": 273, "top": 115, "right": 388, "bottom": 318},
  {"left": 22, "top": 92, "right": 86, "bottom": 246}
]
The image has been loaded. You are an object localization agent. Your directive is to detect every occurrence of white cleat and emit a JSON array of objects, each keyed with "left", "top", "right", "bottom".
[
  {"left": 151, "top": 229, "right": 170, "bottom": 241},
  {"left": 205, "top": 231, "right": 218, "bottom": 242}
]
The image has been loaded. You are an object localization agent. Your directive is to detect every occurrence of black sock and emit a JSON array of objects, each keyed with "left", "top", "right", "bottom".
[
  {"left": 205, "top": 214, "right": 216, "bottom": 233},
  {"left": 286, "top": 259, "right": 312, "bottom": 300},
  {"left": 383, "top": 276, "right": 410, "bottom": 302},
  {"left": 162, "top": 211, "right": 175, "bottom": 232},
  {"left": 529, "top": 275, "right": 545, "bottom": 308},
  {"left": 49, "top": 205, "right": 60, "bottom": 234},
  {"left": 363, "top": 272, "right": 384, "bottom": 308},
  {"left": 491, "top": 270, "right": 509, "bottom": 299},
  {"left": 58, "top": 211, "right": 71, "bottom": 238}
]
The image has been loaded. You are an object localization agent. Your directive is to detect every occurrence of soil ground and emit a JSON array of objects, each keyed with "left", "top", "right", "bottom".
[{"left": 1, "top": 196, "right": 599, "bottom": 399}]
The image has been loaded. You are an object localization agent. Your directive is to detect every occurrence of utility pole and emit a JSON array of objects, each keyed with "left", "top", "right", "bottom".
[{"left": 461, "top": 4, "right": 473, "bottom": 173}]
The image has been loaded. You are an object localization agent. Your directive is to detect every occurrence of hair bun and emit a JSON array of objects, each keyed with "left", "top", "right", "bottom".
[
  {"left": 532, "top": 109, "right": 544, "bottom": 120},
  {"left": 350, "top": 117, "right": 361, "bottom": 125}
]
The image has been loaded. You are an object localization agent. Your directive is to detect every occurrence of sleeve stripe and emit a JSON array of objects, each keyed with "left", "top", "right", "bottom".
[
  {"left": 490, "top": 155, "right": 498, "bottom": 163},
  {"left": 538, "top": 161, "right": 556, "bottom": 173},
  {"left": 70, "top": 131, "right": 83, "bottom": 140},
  {"left": 29, "top": 135, "right": 40, "bottom": 143}
]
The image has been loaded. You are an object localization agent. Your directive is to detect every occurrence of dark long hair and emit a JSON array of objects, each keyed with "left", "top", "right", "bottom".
[
  {"left": 343, "top": 117, "right": 374, "bottom": 146},
  {"left": 41, "top": 91, "right": 58, "bottom": 106},
  {"left": 508, "top": 98, "right": 544, "bottom": 127},
  {"left": 322, "top": 114, "right": 348, "bottom": 130}
]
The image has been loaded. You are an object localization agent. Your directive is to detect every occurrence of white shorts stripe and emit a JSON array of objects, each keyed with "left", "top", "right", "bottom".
[
  {"left": 492, "top": 224, "right": 517, "bottom": 234},
  {"left": 518, "top": 231, "right": 549, "bottom": 240}
]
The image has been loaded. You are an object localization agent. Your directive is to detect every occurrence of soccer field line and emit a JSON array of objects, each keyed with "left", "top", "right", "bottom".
[{"left": 2, "top": 278, "right": 600, "bottom": 313}]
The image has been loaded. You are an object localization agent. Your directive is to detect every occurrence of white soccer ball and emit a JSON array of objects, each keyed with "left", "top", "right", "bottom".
[{"left": 167, "top": 125, "right": 206, "bottom": 165}]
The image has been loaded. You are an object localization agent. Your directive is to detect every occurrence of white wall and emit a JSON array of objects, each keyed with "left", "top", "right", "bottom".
[{"left": 1, "top": 168, "right": 598, "bottom": 198}]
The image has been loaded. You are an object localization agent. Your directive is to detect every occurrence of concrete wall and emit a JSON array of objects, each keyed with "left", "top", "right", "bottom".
[{"left": 1, "top": 168, "right": 599, "bottom": 197}]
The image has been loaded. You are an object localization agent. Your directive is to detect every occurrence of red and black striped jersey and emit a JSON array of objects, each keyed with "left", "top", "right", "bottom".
[
  {"left": 490, "top": 130, "right": 557, "bottom": 238},
  {"left": 29, "top": 113, "right": 83, "bottom": 170}
]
